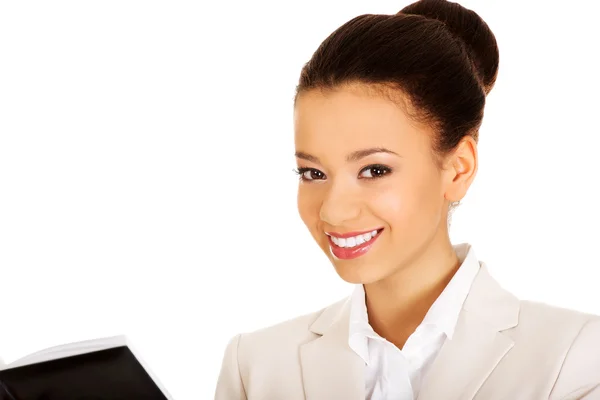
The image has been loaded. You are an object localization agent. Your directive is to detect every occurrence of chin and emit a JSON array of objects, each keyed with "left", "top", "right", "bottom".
[
  {"left": 318, "top": 241, "right": 387, "bottom": 284},
  {"left": 330, "top": 258, "right": 387, "bottom": 285}
]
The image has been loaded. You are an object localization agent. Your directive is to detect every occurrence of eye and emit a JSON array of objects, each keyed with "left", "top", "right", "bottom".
[
  {"left": 359, "top": 164, "right": 392, "bottom": 179},
  {"left": 294, "top": 167, "right": 326, "bottom": 181}
]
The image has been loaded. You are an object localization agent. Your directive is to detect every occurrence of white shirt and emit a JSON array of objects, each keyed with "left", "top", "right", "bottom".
[{"left": 348, "top": 243, "right": 480, "bottom": 400}]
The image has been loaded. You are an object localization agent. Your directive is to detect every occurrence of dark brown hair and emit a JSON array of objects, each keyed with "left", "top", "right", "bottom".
[{"left": 295, "top": 0, "right": 499, "bottom": 162}]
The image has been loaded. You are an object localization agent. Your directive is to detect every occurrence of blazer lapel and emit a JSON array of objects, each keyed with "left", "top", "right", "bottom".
[
  {"left": 418, "top": 263, "right": 520, "bottom": 400},
  {"left": 300, "top": 298, "right": 365, "bottom": 400}
]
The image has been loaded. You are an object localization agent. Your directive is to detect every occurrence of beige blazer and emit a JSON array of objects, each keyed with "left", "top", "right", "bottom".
[{"left": 215, "top": 264, "right": 600, "bottom": 399}]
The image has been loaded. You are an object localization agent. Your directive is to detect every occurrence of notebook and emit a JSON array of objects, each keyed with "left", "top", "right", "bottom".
[{"left": 0, "top": 335, "right": 172, "bottom": 400}]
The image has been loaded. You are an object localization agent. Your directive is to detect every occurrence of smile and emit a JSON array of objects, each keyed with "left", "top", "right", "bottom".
[{"left": 325, "top": 228, "right": 383, "bottom": 260}]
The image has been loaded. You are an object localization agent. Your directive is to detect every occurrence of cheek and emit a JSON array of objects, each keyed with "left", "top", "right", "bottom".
[
  {"left": 371, "top": 173, "right": 442, "bottom": 229},
  {"left": 370, "top": 185, "right": 413, "bottom": 226},
  {"left": 297, "top": 187, "right": 321, "bottom": 229}
]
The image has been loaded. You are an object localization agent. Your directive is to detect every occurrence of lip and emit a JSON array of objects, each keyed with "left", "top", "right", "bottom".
[
  {"left": 325, "top": 228, "right": 383, "bottom": 239},
  {"left": 327, "top": 228, "right": 383, "bottom": 260}
]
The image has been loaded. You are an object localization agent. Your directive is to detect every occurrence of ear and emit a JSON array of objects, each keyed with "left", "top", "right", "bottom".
[{"left": 442, "top": 135, "right": 478, "bottom": 203}]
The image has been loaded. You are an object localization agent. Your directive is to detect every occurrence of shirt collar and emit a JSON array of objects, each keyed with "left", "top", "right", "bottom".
[
  {"left": 348, "top": 243, "right": 481, "bottom": 362},
  {"left": 420, "top": 243, "right": 480, "bottom": 339},
  {"left": 348, "top": 283, "right": 372, "bottom": 364}
]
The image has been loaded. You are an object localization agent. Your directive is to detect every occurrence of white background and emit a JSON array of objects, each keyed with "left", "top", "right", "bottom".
[{"left": 1, "top": 0, "right": 599, "bottom": 398}]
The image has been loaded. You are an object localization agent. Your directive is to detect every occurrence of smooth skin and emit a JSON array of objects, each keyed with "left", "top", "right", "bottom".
[{"left": 294, "top": 83, "right": 478, "bottom": 349}]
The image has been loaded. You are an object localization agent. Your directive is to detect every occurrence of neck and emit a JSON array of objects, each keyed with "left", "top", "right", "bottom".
[{"left": 363, "top": 232, "right": 460, "bottom": 349}]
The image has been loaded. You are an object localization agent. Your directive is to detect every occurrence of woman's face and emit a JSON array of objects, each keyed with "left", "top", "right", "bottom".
[{"left": 294, "top": 84, "right": 474, "bottom": 285}]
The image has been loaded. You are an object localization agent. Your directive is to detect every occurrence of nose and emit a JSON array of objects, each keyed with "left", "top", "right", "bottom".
[{"left": 319, "top": 180, "right": 361, "bottom": 227}]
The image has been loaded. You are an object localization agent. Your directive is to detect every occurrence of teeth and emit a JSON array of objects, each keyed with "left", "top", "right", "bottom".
[{"left": 330, "top": 230, "right": 379, "bottom": 248}]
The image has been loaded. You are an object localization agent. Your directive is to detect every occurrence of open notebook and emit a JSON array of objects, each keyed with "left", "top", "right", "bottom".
[{"left": 0, "top": 335, "right": 172, "bottom": 400}]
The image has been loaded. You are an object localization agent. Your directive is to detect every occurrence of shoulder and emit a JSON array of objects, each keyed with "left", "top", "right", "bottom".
[
  {"left": 512, "top": 300, "right": 600, "bottom": 398},
  {"left": 519, "top": 299, "right": 597, "bottom": 328},
  {"left": 215, "top": 297, "right": 349, "bottom": 399},
  {"left": 223, "top": 296, "right": 349, "bottom": 366},
  {"left": 508, "top": 299, "right": 599, "bottom": 350},
  {"left": 517, "top": 299, "right": 599, "bottom": 337},
  {"left": 215, "top": 298, "right": 348, "bottom": 400},
  {"left": 236, "top": 296, "right": 349, "bottom": 351}
]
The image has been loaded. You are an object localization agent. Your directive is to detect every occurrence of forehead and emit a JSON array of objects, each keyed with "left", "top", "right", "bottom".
[{"left": 294, "top": 85, "right": 432, "bottom": 156}]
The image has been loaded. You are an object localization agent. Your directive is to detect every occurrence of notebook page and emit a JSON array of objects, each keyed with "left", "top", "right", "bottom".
[{"left": 4, "top": 335, "right": 127, "bottom": 369}]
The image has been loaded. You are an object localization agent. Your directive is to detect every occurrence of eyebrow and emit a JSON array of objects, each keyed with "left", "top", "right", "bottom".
[{"left": 295, "top": 147, "right": 400, "bottom": 164}]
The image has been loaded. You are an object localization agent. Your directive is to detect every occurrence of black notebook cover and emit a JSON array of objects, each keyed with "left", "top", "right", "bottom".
[{"left": 0, "top": 346, "right": 169, "bottom": 400}]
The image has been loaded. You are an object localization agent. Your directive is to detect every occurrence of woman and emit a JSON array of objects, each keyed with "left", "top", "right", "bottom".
[{"left": 215, "top": 0, "right": 600, "bottom": 399}]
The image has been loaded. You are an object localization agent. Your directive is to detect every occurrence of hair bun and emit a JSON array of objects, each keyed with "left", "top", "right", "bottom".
[{"left": 400, "top": 0, "right": 499, "bottom": 94}]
